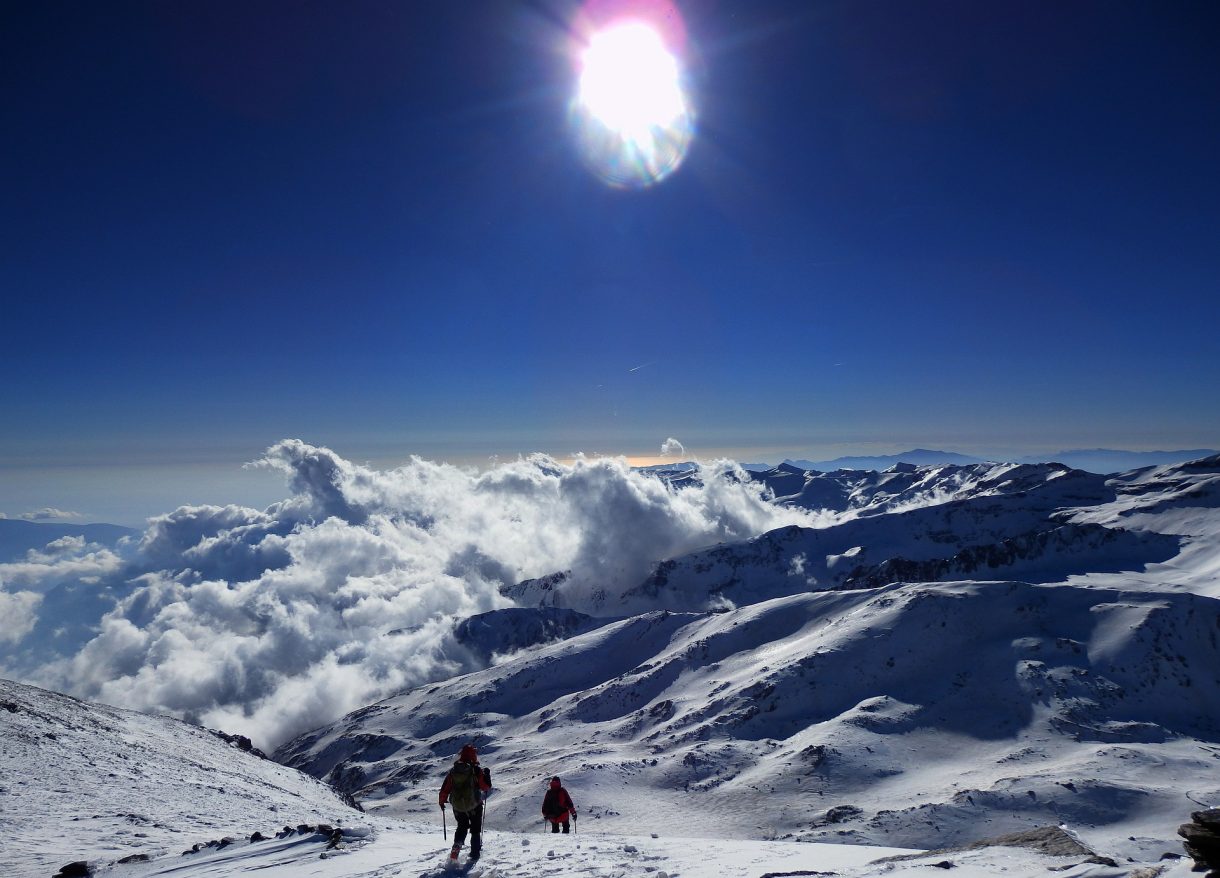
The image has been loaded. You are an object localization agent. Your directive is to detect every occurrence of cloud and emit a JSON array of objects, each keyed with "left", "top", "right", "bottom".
[
  {"left": 661, "top": 437, "right": 685, "bottom": 458},
  {"left": 0, "top": 440, "right": 822, "bottom": 750},
  {"left": 0, "top": 591, "right": 41, "bottom": 645},
  {"left": 19, "top": 508, "right": 84, "bottom": 521}
]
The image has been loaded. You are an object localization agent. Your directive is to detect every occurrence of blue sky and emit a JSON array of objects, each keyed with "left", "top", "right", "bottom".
[{"left": 3, "top": 1, "right": 1219, "bottom": 522}]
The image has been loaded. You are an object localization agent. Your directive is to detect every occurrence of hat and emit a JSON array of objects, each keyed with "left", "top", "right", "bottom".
[
  {"left": 549, "top": 776, "right": 561, "bottom": 788},
  {"left": 460, "top": 744, "right": 478, "bottom": 763}
]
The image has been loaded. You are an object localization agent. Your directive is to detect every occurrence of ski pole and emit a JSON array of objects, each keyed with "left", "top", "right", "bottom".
[{"left": 442, "top": 805, "right": 447, "bottom": 840}]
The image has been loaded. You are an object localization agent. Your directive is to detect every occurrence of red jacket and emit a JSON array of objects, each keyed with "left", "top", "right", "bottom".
[{"left": 542, "top": 786, "right": 575, "bottom": 821}]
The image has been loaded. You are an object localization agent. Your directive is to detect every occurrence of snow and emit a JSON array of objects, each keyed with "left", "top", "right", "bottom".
[
  {"left": 0, "top": 679, "right": 362, "bottom": 877},
  {"left": 21, "top": 817, "right": 1206, "bottom": 878},
  {"left": 5, "top": 455, "right": 1220, "bottom": 878}
]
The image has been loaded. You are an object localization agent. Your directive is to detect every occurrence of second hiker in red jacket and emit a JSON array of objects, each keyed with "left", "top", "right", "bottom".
[{"left": 541, "top": 776, "right": 576, "bottom": 833}]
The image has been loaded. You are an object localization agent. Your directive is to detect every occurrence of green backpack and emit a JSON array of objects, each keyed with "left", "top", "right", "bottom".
[{"left": 448, "top": 762, "right": 481, "bottom": 813}]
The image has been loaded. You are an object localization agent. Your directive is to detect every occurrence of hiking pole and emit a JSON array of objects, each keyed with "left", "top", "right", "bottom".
[{"left": 442, "top": 805, "right": 447, "bottom": 840}]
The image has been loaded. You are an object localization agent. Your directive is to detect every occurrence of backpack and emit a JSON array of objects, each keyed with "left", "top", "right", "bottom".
[{"left": 448, "top": 762, "right": 481, "bottom": 813}]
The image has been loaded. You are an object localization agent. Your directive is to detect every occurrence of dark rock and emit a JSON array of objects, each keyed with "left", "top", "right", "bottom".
[
  {"left": 1181, "top": 823, "right": 1220, "bottom": 846},
  {"left": 822, "top": 805, "right": 863, "bottom": 824},
  {"left": 216, "top": 837, "right": 235, "bottom": 849},
  {"left": 874, "top": 825, "right": 1096, "bottom": 864},
  {"left": 326, "top": 828, "right": 343, "bottom": 850},
  {"left": 116, "top": 854, "right": 150, "bottom": 864},
  {"left": 54, "top": 863, "right": 90, "bottom": 878},
  {"left": 316, "top": 824, "right": 334, "bottom": 835},
  {"left": 1194, "top": 809, "right": 1220, "bottom": 831},
  {"left": 931, "top": 861, "right": 955, "bottom": 869},
  {"left": 297, "top": 823, "right": 314, "bottom": 834},
  {"left": 208, "top": 728, "right": 268, "bottom": 759},
  {"left": 250, "top": 831, "right": 267, "bottom": 842}
]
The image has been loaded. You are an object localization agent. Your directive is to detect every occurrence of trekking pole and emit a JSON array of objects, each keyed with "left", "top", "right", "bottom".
[{"left": 442, "top": 805, "right": 447, "bottom": 840}]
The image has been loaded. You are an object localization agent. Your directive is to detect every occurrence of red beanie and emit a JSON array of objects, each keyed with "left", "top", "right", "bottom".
[{"left": 460, "top": 744, "right": 478, "bottom": 763}]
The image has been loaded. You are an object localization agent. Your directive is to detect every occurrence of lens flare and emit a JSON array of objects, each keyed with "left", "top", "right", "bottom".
[{"left": 570, "top": 11, "right": 694, "bottom": 189}]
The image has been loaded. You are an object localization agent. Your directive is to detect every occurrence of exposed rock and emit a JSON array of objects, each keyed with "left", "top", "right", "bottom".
[
  {"left": 1180, "top": 810, "right": 1220, "bottom": 873},
  {"left": 116, "top": 853, "right": 149, "bottom": 864},
  {"left": 208, "top": 729, "right": 268, "bottom": 759},
  {"left": 250, "top": 831, "right": 268, "bottom": 842},
  {"left": 821, "top": 805, "right": 863, "bottom": 824},
  {"left": 53, "top": 863, "right": 90, "bottom": 878},
  {"left": 873, "top": 825, "right": 1096, "bottom": 863}
]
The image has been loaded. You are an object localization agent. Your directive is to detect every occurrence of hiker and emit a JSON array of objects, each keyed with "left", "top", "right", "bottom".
[
  {"left": 541, "top": 776, "right": 577, "bottom": 833},
  {"left": 439, "top": 744, "right": 492, "bottom": 860}
]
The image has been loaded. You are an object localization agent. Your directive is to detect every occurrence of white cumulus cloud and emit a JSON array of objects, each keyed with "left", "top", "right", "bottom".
[
  {"left": 19, "top": 508, "right": 84, "bottom": 521},
  {"left": 661, "top": 437, "right": 685, "bottom": 458},
  {"left": 0, "top": 440, "right": 820, "bottom": 750},
  {"left": 0, "top": 590, "right": 42, "bottom": 646}
]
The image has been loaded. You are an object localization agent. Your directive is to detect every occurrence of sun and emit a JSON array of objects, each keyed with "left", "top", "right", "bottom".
[
  {"left": 570, "top": 19, "right": 694, "bottom": 188},
  {"left": 579, "top": 22, "right": 685, "bottom": 141}
]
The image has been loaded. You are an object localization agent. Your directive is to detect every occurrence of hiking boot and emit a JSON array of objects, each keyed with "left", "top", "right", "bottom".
[{"left": 449, "top": 847, "right": 460, "bottom": 860}]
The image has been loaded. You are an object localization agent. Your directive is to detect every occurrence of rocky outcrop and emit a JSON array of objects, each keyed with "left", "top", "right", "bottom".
[
  {"left": 1178, "top": 808, "right": 1220, "bottom": 875},
  {"left": 209, "top": 728, "right": 268, "bottom": 759}
]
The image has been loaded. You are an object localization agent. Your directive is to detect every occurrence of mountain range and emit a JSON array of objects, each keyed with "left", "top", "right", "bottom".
[
  {"left": 276, "top": 454, "right": 1220, "bottom": 868},
  {"left": 779, "top": 448, "right": 1219, "bottom": 474},
  {"left": 3, "top": 452, "right": 1219, "bottom": 876}
]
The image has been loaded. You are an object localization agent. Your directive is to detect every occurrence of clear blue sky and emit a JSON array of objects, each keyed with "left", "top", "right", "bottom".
[{"left": 3, "top": 1, "right": 1219, "bottom": 520}]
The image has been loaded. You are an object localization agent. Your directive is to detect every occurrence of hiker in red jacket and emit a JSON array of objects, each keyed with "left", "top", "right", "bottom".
[
  {"left": 439, "top": 744, "right": 492, "bottom": 860},
  {"left": 541, "top": 776, "right": 576, "bottom": 833}
]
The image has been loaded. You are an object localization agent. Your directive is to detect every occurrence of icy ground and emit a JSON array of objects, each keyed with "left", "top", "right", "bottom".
[{"left": 79, "top": 819, "right": 1199, "bottom": 878}]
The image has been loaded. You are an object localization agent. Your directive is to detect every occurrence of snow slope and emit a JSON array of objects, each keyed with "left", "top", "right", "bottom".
[
  {"left": 6, "top": 456, "right": 1218, "bottom": 877},
  {"left": 88, "top": 819, "right": 1181, "bottom": 878},
  {"left": 0, "top": 678, "right": 362, "bottom": 877},
  {"left": 5, "top": 677, "right": 1184, "bottom": 878},
  {"left": 278, "top": 457, "right": 1220, "bottom": 868}
]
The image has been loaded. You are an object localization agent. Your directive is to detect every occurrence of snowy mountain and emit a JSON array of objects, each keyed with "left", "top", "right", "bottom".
[
  {"left": 773, "top": 448, "right": 1220, "bottom": 476},
  {"left": 784, "top": 449, "right": 989, "bottom": 471},
  {"left": 275, "top": 455, "right": 1220, "bottom": 871},
  {"left": 5, "top": 678, "right": 1164, "bottom": 878},
  {"left": 5, "top": 453, "right": 1219, "bottom": 877},
  {"left": 0, "top": 678, "right": 362, "bottom": 877},
  {"left": 508, "top": 461, "right": 1181, "bottom": 614},
  {"left": 1016, "top": 449, "right": 1220, "bottom": 474}
]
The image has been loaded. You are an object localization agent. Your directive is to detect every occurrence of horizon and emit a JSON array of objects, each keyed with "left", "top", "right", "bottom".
[
  {"left": 3, "top": 1, "right": 1219, "bottom": 523},
  {"left": 2, "top": 437, "right": 1216, "bottom": 527}
]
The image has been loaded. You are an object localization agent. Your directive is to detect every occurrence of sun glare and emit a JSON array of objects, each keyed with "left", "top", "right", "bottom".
[{"left": 571, "top": 17, "right": 694, "bottom": 188}]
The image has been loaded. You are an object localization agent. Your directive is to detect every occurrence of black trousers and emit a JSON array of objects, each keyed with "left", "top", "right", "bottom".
[
  {"left": 549, "top": 818, "right": 570, "bottom": 833},
  {"left": 454, "top": 806, "right": 483, "bottom": 853}
]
